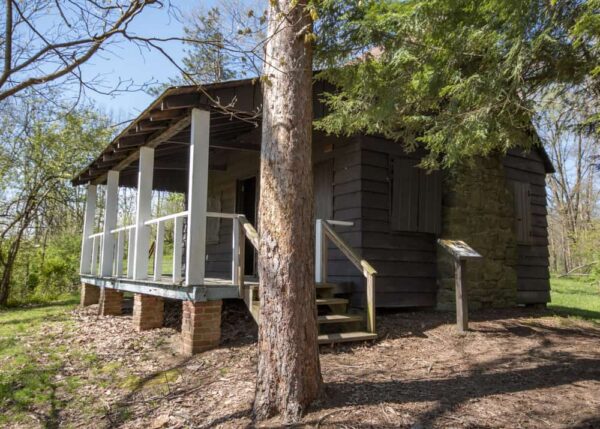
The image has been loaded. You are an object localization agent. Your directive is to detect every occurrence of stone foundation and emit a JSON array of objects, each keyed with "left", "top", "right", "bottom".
[
  {"left": 437, "top": 155, "right": 518, "bottom": 310},
  {"left": 98, "top": 288, "right": 124, "bottom": 316},
  {"left": 181, "top": 300, "right": 222, "bottom": 356},
  {"left": 132, "top": 294, "right": 164, "bottom": 331},
  {"left": 80, "top": 283, "right": 100, "bottom": 307}
]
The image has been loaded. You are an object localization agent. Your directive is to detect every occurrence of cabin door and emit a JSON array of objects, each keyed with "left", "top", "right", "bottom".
[{"left": 236, "top": 176, "right": 257, "bottom": 276}]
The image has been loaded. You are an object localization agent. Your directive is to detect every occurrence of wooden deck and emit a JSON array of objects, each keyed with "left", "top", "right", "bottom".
[{"left": 80, "top": 274, "right": 258, "bottom": 302}]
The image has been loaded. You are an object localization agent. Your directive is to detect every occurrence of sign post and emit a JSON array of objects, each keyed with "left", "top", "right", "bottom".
[{"left": 438, "top": 239, "right": 482, "bottom": 333}]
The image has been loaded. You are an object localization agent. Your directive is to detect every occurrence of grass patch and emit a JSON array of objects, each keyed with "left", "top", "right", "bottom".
[
  {"left": 0, "top": 294, "right": 79, "bottom": 426},
  {"left": 550, "top": 277, "right": 600, "bottom": 324}
]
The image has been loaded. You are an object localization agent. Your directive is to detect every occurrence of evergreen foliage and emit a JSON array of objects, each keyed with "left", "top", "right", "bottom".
[{"left": 316, "top": 0, "right": 599, "bottom": 168}]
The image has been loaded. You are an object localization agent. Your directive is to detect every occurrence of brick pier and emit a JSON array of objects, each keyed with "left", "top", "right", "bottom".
[
  {"left": 80, "top": 283, "right": 100, "bottom": 307},
  {"left": 181, "top": 300, "right": 222, "bottom": 356},
  {"left": 132, "top": 294, "right": 164, "bottom": 331},
  {"left": 99, "top": 288, "right": 123, "bottom": 316}
]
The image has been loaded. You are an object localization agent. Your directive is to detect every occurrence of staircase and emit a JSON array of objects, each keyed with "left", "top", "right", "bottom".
[
  {"left": 244, "top": 280, "right": 377, "bottom": 345},
  {"left": 315, "top": 282, "right": 378, "bottom": 344},
  {"left": 235, "top": 216, "right": 378, "bottom": 346}
]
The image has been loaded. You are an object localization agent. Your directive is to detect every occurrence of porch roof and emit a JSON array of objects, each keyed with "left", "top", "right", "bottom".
[{"left": 71, "top": 78, "right": 264, "bottom": 189}]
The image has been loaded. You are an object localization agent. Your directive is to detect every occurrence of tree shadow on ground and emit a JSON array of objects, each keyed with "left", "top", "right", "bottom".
[
  {"left": 0, "top": 364, "right": 65, "bottom": 429},
  {"left": 303, "top": 308, "right": 600, "bottom": 427},
  {"left": 103, "top": 357, "right": 193, "bottom": 427},
  {"left": 548, "top": 305, "right": 600, "bottom": 323},
  {"left": 103, "top": 299, "right": 257, "bottom": 427},
  {"left": 305, "top": 351, "right": 600, "bottom": 428}
]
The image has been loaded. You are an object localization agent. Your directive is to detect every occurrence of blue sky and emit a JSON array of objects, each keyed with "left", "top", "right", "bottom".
[{"left": 81, "top": 1, "right": 220, "bottom": 122}]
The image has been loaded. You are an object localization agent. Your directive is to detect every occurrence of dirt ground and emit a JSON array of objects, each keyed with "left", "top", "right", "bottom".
[{"left": 13, "top": 301, "right": 600, "bottom": 428}]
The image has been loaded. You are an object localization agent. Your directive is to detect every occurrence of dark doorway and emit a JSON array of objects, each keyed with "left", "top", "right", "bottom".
[{"left": 236, "top": 176, "right": 257, "bottom": 276}]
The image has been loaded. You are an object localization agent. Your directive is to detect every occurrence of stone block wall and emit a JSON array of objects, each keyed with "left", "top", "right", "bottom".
[{"left": 437, "top": 156, "right": 518, "bottom": 310}]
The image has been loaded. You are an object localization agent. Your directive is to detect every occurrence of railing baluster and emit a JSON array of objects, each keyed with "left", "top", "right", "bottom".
[
  {"left": 115, "top": 230, "right": 125, "bottom": 277},
  {"left": 315, "top": 219, "right": 327, "bottom": 283},
  {"left": 153, "top": 221, "right": 165, "bottom": 281},
  {"left": 127, "top": 227, "right": 135, "bottom": 278},
  {"left": 366, "top": 274, "right": 376, "bottom": 333},
  {"left": 232, "top": 218, "right": 240, "bottom": 286},
  {"left": 91, "top": 235, "right": 98, "bottom": 275},
  {"left": 173, "top": 216, "right": 183, "bottom": 283}
]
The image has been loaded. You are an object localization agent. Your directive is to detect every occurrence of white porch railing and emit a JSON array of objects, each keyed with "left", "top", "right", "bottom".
[
  {"left": 87, "top": 232, "right": 104, "bottom": 276},
  {"left": 109, "top": 224, "right": 136, "bottom": 278},
  {"left": 82, "top": 209, "right": 254, "bottom": 288},
  {"left": 144, "top": 210, "right": 188, "bottom": 282},
  {"left": 315, "top": 219, "right": 377, "bottom": 334}
]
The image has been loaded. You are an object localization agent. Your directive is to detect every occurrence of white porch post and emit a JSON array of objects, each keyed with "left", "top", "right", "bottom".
[
  {"left": 133, "top": 147, "right": 155, "bottom": 280},
  {"left": 80, "top": 184, "right": 97, "bottom": 274},
  {"left": 185, "top": 108, "right": 210, "bottom": 285},
  {"left": 100, "top": 170, "right": 119, "bottom": 277}
]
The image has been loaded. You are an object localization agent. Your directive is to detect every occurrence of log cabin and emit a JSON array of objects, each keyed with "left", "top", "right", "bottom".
[{"left": 72, "top": 78, "right": 554, "bottom": 354}]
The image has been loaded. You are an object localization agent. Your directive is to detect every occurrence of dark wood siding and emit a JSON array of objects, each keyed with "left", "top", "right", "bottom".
[
  {"left": 348, "top": 135, "right": 438, "bottom": 308},
  {"left": 503, "top": 149, "right": 551, "bottom": 304},
  {"left": 328, "top": 136, "right": 364, "bottom": 292},
  {"left": 314, "top": 159, "right": 334, "bottom": 220}
]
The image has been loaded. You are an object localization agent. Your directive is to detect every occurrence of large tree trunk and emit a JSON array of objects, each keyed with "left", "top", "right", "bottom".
[{"left": 253, "top": 0, "right": 322, "bottom": 422}]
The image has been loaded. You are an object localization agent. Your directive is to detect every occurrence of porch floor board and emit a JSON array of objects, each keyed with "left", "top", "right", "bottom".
[{"left": 79, "top": 274, "right": 257, "bottom": 302}]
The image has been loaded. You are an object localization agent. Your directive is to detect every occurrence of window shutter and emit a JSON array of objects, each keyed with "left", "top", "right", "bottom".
[
  {"left": 511, "top": 181, "right": 532, "bottom": 243},
  {"left": 417, "top": 168, "right": 442, "bottom": 235},
  {"left": 391, "top": 157, "right": 420, "bottom": 231},
  {"left": 391, "top": 157, "right": 442, "bottom": 234}
]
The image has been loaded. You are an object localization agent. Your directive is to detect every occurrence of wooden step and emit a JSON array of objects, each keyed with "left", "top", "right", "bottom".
[
  {"left": 316, "top": 282, "right": 336, "bottom": 289},
  {"left": 318, "top": 314, "right": 363, "bottom": 324},
  {"left": 316, "top": 298, "right": 348, "bottom": 306},
  {"left": 318, "top": 331, "right": 378, "bottom": 344}
]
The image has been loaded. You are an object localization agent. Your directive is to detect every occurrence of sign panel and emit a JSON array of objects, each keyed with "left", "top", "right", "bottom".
[{"left": 437, "top": 239, "right": 482, "bottom": 260}]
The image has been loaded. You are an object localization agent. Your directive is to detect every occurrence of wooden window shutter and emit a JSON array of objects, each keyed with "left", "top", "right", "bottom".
[
  {"left": 511, "top": 181, "right": 532, "bottom": 243},
  {"left": 417, "top": 168, "right": 442, "bottom": 235},
  {"left": 391, "top": 157, "right": 442, "bottom": 234},
  {"left": 391, "top": 157, "right": 419, "bottom": 232}
]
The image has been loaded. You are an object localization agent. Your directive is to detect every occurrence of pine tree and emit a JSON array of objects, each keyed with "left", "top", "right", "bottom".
[{"left": 316, "top": 0, "right": 599, "bottom": 167}]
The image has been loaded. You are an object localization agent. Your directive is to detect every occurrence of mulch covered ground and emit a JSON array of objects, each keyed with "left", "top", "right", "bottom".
[{"left": 15, "top": 301, "right": 600, "bottom": 428}]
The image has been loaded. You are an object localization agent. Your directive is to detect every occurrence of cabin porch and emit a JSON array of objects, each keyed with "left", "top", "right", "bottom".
[{"left": 74, "top": 84, "right": 378, "bottom": 355}]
